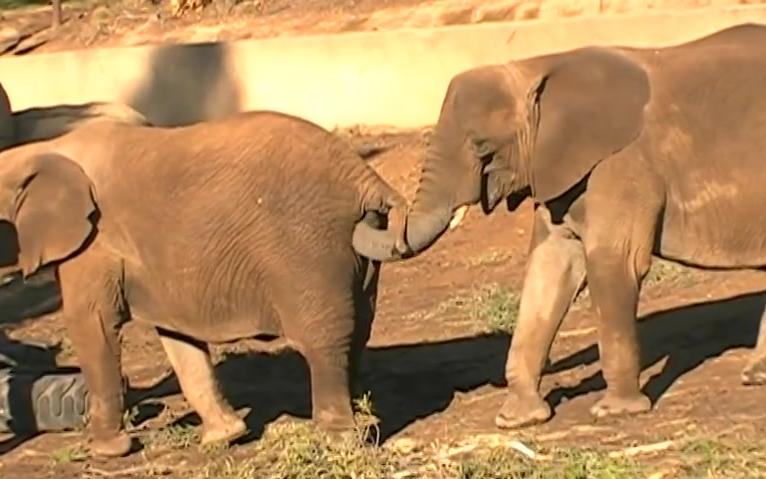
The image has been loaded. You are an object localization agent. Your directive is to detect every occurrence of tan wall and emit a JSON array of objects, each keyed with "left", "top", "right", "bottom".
[{"left": 1, "top": 4, "right": 766, "bottom": 130}]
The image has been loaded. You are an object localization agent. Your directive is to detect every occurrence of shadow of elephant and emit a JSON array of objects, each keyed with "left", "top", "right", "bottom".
[
  {"left": 133, "top": 290, "right": 765, "bottom": 444},
  {"left": 131, "top": 333, "right": 510, "bottom": 442},
  {"left": 2, "top": 278, "right": 764, "bottom": 453},
  {"left": 545, "top": 290, "right": 764, "bottom": 412},
  {"left": 0, "top": 269, "right": 68, "bottom": 455}
]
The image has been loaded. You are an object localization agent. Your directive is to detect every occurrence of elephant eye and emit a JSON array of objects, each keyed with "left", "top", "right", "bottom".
[{"left": 470, "top": 138, "right": 495, "bottom": 162}]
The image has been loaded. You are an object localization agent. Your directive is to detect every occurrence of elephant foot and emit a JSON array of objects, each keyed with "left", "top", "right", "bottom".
[
  {"left": 200, "top": 415, "right": 247, "bottom": 447},
  {"left": 741, "top": 359, "right": 766, "bottom": 386},
  {"left": 589, "top": 392, "right": 651, "bottom": 419},
  {"left": 494, "top": 391, "right": 551, "bottom": 430},
  {"left": 89, "top": 431, "right": 132, "bottom": 457},
  {"left": 315, "top": 407, "right": 355, "bottom": 432},
  {"left": 324, "top": 427, "right": 360, "bottom": 445}
]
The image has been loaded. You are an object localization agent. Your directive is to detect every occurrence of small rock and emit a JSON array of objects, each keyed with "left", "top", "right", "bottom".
[{"left": 389, "top": 437, "right": 419, "bottom": 454}]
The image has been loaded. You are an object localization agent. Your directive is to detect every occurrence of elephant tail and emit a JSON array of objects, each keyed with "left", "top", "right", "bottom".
[{"left": 351, "top": 167, "right": 410, "bottom": 262}]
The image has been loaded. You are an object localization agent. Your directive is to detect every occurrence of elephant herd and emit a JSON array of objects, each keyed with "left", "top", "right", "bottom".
[{"left": 2, "top": 23, "right": 766, "bottom": 457}]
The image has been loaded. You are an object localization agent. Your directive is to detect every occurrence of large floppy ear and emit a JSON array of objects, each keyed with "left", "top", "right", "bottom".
[
  {"left": 11, "top": 153, "right": 98, "bottom": 277},
  {"left": 528, "top": 47, "right": 650, "bottom": 202}
]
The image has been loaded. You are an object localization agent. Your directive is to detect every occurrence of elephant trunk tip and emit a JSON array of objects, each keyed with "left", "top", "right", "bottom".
[{"left": 352, "top": 220, "right": 406, "bottom": 262}]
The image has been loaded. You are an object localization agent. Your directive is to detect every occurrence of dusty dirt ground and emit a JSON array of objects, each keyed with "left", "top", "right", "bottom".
[
  {"left": 2, "top": 0, "right": 766, "bottom": 55},
  {"left": 1, "top": 130, "right": 766, "bottom": 477}
]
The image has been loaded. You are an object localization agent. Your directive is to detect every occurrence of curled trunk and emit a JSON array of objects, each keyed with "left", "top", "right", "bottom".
[{"left": 352, "top": 218, "right": 402, "bottom": 261}]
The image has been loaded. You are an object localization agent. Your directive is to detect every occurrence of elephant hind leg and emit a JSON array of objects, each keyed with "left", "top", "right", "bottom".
[
  {"left": 496, "top": 206, "right": 587, "bottom": 430},
  {"left": 283, "top": 292, "right": 357, "bottom": 434},
  {"left": 157, "top": 329, "right": 246, "bottom": 447},
  {"left": 741, "top": 305, "right": 766, "bottom": 385}
]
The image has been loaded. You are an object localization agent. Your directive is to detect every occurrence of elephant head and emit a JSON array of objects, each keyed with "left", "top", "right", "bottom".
[
  {"left": 395, "top": 47, "right": 650, "bottom": 255},
  {"left": 0, "top": 152, "right": 97, "bottom": 279}
]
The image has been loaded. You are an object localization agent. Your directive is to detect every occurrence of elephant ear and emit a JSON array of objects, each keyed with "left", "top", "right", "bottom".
[
  {"left": 12, "top": 153, "right": 98, "bottom": 277},
  {"left": 0, "top": 82, "right": 13, "bottom": 150},
  {"left": 528, "top": 47, "right": 650, "bottom": 202}
]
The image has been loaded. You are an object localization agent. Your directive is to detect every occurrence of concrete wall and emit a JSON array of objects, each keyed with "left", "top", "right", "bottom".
[{"left": 1, "top": 4, "right": 766, "bottom": 130}]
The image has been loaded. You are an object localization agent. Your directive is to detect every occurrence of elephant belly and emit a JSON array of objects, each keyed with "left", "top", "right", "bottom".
[
  {"left": 658, "top": 184, "right": 766, "bottom": 268},
  {"left": 126, "top": 276, "right": 283, "bottom": 344}
]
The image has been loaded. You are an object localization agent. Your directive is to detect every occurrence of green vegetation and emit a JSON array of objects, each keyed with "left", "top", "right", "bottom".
[
  {"left": 466, "top": 283, "right": 520, "bottom": 335},
  {"left": 141, "top": 422, "right": 199, "bottom": 450},
  {"left": 0, "top": 0, "right": 49, "bottom": 11}
]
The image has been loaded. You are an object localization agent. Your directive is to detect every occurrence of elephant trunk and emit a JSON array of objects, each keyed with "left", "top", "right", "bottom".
[
  {"left": 404, "top": 124, "right": 461, "bottom": 254},
  {"left": 405, "top": 174, "right": 454, "bottom": 253},
  {"left": 352, "top": 215, "right": 402, "bottom": 262}
]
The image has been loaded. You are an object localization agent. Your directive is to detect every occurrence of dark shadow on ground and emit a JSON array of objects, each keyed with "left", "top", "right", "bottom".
[
  {"left": 132, "top": 333, "right": 510, "bottom": 443},
  {"left": 142, "top": 290, "right": 764, "bottom": 443},
  {"left": 0, "top": 271, "right": 67, "bottom": 454},
  {"left": 2, "top": 278, "right": 765, "bottom": 452},
  {"left": 544, "top": 291, "right": 765, "bottom": 410}
]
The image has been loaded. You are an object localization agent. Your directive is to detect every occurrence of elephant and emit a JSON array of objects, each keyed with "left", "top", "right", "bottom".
[
  {"left": 0, "top": 110, "right": 407, "bottom": 456},
  {"left": 362, "top": 23, "right": 766, "bottom": 429},
  {"left": 0, "top": 83, "right": 150, "bottom": 435}
]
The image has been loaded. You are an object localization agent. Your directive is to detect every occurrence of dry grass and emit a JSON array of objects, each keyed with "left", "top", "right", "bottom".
[
  {"left": 141, "top": 423, "right": 199, "bottom": 450},
  {"left": 38, "top": 407, "right": 766, "bottom": 478},
  {"left": 453, "top": 446, "right": 645, "bottom": 479},
  {"left": 187, "top": 432, "right": 766, "bottom": 479},
  {"left": 405, "top": 282, "right": 520, "bottom": 334},
  {"left": 674, "top": 436, "right": 766, "bottom": 478},
  {"left": 50, "top": 443, "right": 89, "bottom": 464},
  {"left": 465, "top": 283, "right": 520, "bottom": 335}
]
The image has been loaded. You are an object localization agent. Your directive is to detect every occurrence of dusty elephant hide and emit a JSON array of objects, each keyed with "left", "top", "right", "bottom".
[
  {"left": 0, "top": 110, "right": 407, "bottom": 457},
  {"left": 362, "top": 23, "right": 766, "bottom": 430}
]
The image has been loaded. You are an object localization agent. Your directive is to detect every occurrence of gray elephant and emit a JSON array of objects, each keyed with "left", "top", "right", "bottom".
[
  {"left": 0, "top": 110, "right": 407, "bottom": 456},
  {"left": 0, "top": 83, "right": 150, "bottom": 435},
  {"left": 364, "top": 23, "right": 766, "bottom": 429}
]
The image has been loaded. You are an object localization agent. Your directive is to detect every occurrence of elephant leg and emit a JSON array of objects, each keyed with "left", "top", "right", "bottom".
[
  {"left": 495, "top": 207, "right": 586, "bottom": 429},
  {"left": 303, "top": 345, "right": 354, "bottom": 433},
  {"left": 582, "top": 160, "right": 662, "bottom": 420},
  {"left": 156, "top": 330, "right": 246, "bottom": 446},
  {"left": 58, "top": 256, "right": 131, "bottom": 457},
  {"left": 741, "top": 304, "right": 766, "bottom": 385},
  {"left": 585, "top": 248, "right": 652, "bottom": 418},
  {"left": 288, "top": 292, "right": 356, "bottom": 433}
]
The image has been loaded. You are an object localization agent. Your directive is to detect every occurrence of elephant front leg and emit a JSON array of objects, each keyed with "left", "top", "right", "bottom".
[
  {"left": 58, "top": 262, "right": 131, "bottom": 457},
  {"left": 495, "top": 211, "right": 586, "bottom": 429},
  {"left": 157, "top": 330, "right": 247, "bottom": 446},
  {"left": 741, "top": 305, "right": 766, "bottom": 385}
]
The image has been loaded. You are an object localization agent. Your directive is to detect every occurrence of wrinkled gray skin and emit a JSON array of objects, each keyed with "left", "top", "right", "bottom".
[
  {"left": 0, "top": 84, "right": 152, "bottom": 284},
  {"left": 366, "top": 23, "right": 766, "bottom": 429},
  {"left": 0, "top": 111, "right": 406, "bottom": 456}
]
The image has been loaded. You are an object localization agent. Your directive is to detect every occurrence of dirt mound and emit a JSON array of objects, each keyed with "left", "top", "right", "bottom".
[{"left": 2, "top": 0, "right": 765, "bottom": 55}]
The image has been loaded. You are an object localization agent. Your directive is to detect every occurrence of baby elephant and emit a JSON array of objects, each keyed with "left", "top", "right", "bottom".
[{"left": 0, "top": 111, "right": 407, "bottom": 456}]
